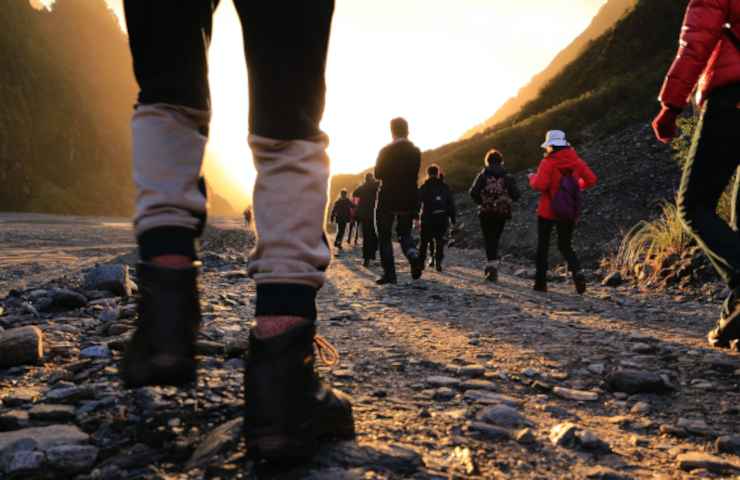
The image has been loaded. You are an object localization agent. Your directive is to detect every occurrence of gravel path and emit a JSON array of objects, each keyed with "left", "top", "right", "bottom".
[{"left": 0, "top": 215, "right": 739, "bottom": 479}]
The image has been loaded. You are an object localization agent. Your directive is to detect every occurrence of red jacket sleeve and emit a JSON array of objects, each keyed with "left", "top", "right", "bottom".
[
  {"left": 529, "top": 159, "right": 553, "bottom": 193},
  {"left": 576, "top": 159, "right": 597, "bottom": 190},
  {"left": 659, "top": 0, "right": 729, "bottom": 108}
]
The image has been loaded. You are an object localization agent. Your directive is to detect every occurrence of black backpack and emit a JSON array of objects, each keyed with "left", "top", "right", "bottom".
[{"left": 425, "top": 183, "right": 449, "bottom": 215}]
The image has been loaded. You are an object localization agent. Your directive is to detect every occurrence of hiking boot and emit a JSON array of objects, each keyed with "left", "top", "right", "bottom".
[
  {"left": 428, "top": 257, "right": 436, "bottom": 268},
  {"left": 376, "top": 275, "right": 397, "bottom": 285},
  {"left": 573, "top": 272, "right": 587, "bottom": 295},
  {"left": 533, "top": 279, "right": 547, "bottom": 293},
  {"left": 410, "top": 255, "right": 424, "bottom": 280},
  {"left": 708, "top": 291, "right": 740, "bottom": 349},
  {"left": 362, "top": 259, "right": 371, "bottom": 268},
  {"left": 485, "top": 265, "right": 498, "bottom": 282},
  {"left": 435, "top": 262, "right": 443, "bottom": 273},
  {"left": 120, "top": 262, "right": 201, "bottom": 388},
  {"left": 243, "top": 324, "right": 355, "bottom": 462}
]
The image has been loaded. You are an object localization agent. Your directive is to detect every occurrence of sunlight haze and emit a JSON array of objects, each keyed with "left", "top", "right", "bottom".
[{"left": 34, "top": 0, "right": 608, "bottom": 210}]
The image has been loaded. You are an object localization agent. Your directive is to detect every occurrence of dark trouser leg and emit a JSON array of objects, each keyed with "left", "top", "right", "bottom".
[
  {"left": 361, "top": 218, "right": 377, "bottom": 260},
  {"left": 434, "top": 223, "right": 448, "bottom": 265},
  {"left": 556, "top": 221, "right": 580, "bottom": 273},
  {"left": 376, "top": 210, "right": 396, "bottom": 278},
  {"left": 396, "top": 213, "right": 419, "bottom": 263},
  {"left": 236, "top": 0, "right": 335, "bottom": 319},
  {"left": 480, "top": 215, "right": 505, "bottom": 262},
  {"left": 124, "top": 0, "right": 218, "bottom": 260},
  {"left": 536, "top": 217, "right": 555, "bottom": 284},
  {"left": 677, "top": 94, "right": 740, "bottom": 289},
  {"left": 335, "top": 222, "right": 347, "bottom": 246},
  {"left": 420, "top": 222, "right": 433, "bottom": 265}
]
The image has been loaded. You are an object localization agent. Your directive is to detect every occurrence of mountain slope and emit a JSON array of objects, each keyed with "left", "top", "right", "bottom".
[
  {"left": 463, "top": 0, "right": 637, "bottom": 139},
  {"left": 424, "top": 0, "right": 688, "bottom": 191},
  {"left": 0, "top": 1, "right": 137, "bottom": 215}
]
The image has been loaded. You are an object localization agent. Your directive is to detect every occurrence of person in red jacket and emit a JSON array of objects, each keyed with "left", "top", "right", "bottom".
[
  {"left": 653, "top": 0, "right": 740, "bottom": 350},
  {"left": 529, "top": 130, "right": 597, "bottom": 294}
]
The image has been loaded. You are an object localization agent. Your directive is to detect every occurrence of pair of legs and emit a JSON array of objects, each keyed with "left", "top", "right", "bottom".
[
  {"left": 480, "top": 214, "right": 507, "bottom": 281},
  {"left": 535, "top": 217, "right": 584, "bottom": 292},
  {"left": 376, "top": 210, "right": 421, "bottom": 282},
  {"left": 121, "top": 0, "right": 354, "bottom": 462},
  {"left": 360, "top": 217, "right": 378, "bottom": 262},
  {"left": 677, "top": 84, "right": 740, "bottom": 349},
  {"left": 420, "top": 215, "right": 448, "bottom": 270},
  {"left": 335, "top": 221, "right": 348, "bottom": 247}
]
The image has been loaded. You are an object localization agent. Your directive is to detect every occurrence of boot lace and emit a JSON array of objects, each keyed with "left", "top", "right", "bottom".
[{"left": 314, "top": 335, "right": 339, "bottom": 367}]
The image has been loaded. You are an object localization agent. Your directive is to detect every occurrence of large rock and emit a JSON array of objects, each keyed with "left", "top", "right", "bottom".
[
  {"left": 47, "top": 289, "right": 88, "bottom": 311},
  {"left": 717, "top": 435, "right": 740, "bottom": 455},
  {"left": 84, "top": 265, "right": 133, "bottom": 297},
  {"left": 676, "top": 452, "right": 740, "bottom": 474},
  {"left": 0, "top": 425, "right": 89, "bottom": 456},
  {"left": 605, "top": 369, "right": 673, "bottom": 394},
  {"left": 0, "top": 326, "right": 44, "bottom": 368}
]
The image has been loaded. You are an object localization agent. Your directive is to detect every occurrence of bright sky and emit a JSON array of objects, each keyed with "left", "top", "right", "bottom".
[{"left": 33, "top": 0, "right": 607, "bottom": 210}]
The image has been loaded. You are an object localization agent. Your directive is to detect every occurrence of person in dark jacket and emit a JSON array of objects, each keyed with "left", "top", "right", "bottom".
[
  {"left": 470, "top": 149, "right": 520, "bottom": 281},
  {"left": 330, "top": 189, "right": 354, "bottom": 250},
  {"left": 374, "top": 117, "right": 424, "bottom": 284},
  {"left": 352, "top": 173, "right": 380, "bottom": 266},
  {"left": 419, "top": 165, "right": 456, "bottom": 272},
  {"left": 653, "top": 0, "right": 740, "bottom": 350}
]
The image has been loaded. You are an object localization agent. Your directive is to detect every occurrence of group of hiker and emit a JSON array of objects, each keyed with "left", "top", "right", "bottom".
[
  {"left": 114, "top": 0, "right": 737, "bottom": 466},
  {"left": 330, "top": 120, "right": 598, "bottom": 294}
]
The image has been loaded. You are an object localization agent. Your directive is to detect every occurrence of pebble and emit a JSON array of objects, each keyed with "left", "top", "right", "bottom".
[
  {"left": 83, "top": 265, "right": 132, "bottom": 297},
  {"left": 606, "top": 369, "right": 673, "bottom": 394},
  {"left": 515, "top": 428, "right": 536, "bottom": 445},
  {"left": 187, "top": 418, "right": 243, "bottom": 469},
  {"left": 576, "top": 430, "right": 612, "bottom": 452},
  {"left": 433, "top": 388, "right": 456, "bottom": 401},
  {"left": 46, "top": 444, "right": 99, "bottom": 473},
  {"left": 80, "top": 345, "right": 112, "bottom": 359},
  {"left": 460, "top": 379, "right": 496, "bottom": 391},
  {"left": 468, "top": 421, "right": 511, "bottom": 441},
  {"left": 425, "top": 376, "right": 461, "bottom": 389},
  {"left": 587, "top": 363, "right": 606, "bottom": 375},
  {"left": 630, "top": 401, "right": 650, "bottom": 415},
  {"left": 45, "top": 386, "right": 95, "bottom": 403},
  {"left": 553, "top": 387, "right": 599, "bottom": 401},
  {"left": 2, "top": 387, "right": 42, "bottom": 407},
  {"left": 28, "top": 404, "right": 76, "bottom": 422},
  {"left": 550, "top": 423, "right": 578, "bottom": 447},
  {"left": 716, "top": 435, "right": 740, "bottom": 455},
  {"left": 0, "top": 410, "right": 30, "bottom": 431}
]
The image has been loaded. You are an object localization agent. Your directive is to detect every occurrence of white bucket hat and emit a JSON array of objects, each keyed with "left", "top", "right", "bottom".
[{"left": 541, "top": 130, "right": 570, "bottom": 148}]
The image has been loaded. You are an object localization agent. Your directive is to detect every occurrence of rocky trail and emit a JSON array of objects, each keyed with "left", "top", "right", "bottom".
[{"left": 1, "top": 215, "right": 739, "bottom": 479}]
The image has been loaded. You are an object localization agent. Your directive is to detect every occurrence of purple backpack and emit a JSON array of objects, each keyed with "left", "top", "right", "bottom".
[{"left": 551, "top": 170, "right": 582, "bottom": 222}]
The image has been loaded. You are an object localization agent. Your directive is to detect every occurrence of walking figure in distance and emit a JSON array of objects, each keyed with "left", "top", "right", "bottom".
[
  {"left": 353, "top": 173, "right": 380, "bottom": 267},
  {"left": 374, "top": 117, "right": 424, "bottom": 284},
  {"left": 330, "top": 189, "right": 354, "bottom": 250},
  {"left": 469, "top": 149, "right": 520, "bottom": 281},
  {"left": 652, "top": 0, "right": 740, "bottom": 350},
  {"left": 120, "top": 0, "right": 354, "bottom": 463},
  {"left": 418, "top": 164, "right": 456, "bottom": 272},
  {"left": 529, "top": 130, "right": 597, "bottom": 294}
]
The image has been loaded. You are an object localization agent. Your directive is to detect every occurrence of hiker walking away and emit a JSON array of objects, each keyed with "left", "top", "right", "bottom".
[
  {"left": 330, "top": 189, "right": 354, "bottom": 250},
  {"left": 652, "top": 0, "right": 740, "bottom": 350},
  {"left": 120, "top": 0, "right": 353, "bottom": 463},
  {"left": 353, "top": 173, "right": 379, "bottom": 267},
  {"left": 470, "top": 149, "right": 521, "bottom": 282},
  {"left": 346, "top": 197, "right": 359, "bottom": 246},
  {"left": 419, "top": 164, "right": 456, "bottom": 272},
  {"left": 529, "top": 130, "right": 597, "bottom": 294},
  {"left": 374, "top": 117, "right": 424, "bottom": 284}
]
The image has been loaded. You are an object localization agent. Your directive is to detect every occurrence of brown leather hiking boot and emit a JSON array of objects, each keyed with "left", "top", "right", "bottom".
[
  {"left": 243, "top": 324, "right": 355, "bottom": 463},
  {"left": 120, "top": 263, "right": 201, "bottom": 388}
]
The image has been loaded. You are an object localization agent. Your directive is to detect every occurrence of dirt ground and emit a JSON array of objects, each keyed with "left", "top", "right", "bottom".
[{"left": 0, "top": 214, "right": 739, "bottom": 479}]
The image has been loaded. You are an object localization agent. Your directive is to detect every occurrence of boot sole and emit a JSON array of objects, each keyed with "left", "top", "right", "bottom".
[{"left": 246, "top": 408, "right": 355, "bottom": 463}]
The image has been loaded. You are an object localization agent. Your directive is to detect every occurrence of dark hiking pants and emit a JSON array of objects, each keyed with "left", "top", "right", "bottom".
[
  {"left": 677, "top": 84, "right": 740, "bottom": 289},
  {"left": 535, "top": 217, "right": 581, "bottom": 283},
  {"left": 420, "top": 215, "right": 448, "bottom": 266},
  {"left": 335, "top": 222, "right": 347, "bottom": 247},
  {"left": 480, "top": 214, "right": 507, "bottom": 262},
  {"left": 124, "top": 0, "right": 335, "bottom": 320},
  {"left": 376, "top": 211, "right": 418, "bottom": 279},
  {"left": 360, "top": 217, "right": 378, "bottom": 261}
]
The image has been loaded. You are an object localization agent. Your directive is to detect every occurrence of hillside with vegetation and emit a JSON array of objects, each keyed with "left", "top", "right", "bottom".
[
  {"left": 462, "top": 0, "right": 637, "bottom": 140},
  {"left": 0, "top": 1, "right": 137, "bottom": 215}
]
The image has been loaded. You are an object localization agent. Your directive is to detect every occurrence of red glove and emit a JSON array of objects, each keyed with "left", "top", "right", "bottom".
[{"left": 652, "top": 106, "right": 681, "bottom": 143}]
